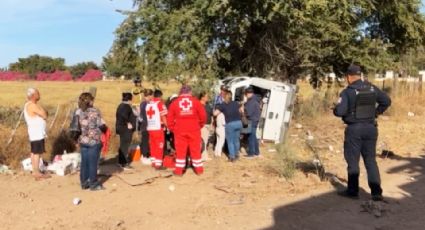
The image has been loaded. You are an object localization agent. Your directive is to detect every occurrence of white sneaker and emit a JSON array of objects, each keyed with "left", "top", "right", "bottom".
[{"left": 141, "top": 157, "right": 152, "bottom": 165}]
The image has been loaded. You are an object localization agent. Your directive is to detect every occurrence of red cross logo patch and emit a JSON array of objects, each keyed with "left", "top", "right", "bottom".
[
  {"left": 147, "top": 106, "right": 156, "bottom": 119},
  {"left": 179, "top": 98, "right": 193, "bottom": 112}
]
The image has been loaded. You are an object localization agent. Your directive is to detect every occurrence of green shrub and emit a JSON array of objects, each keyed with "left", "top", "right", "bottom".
[{"left": 268, "top": 143, "right": 299, "bottom": 179}]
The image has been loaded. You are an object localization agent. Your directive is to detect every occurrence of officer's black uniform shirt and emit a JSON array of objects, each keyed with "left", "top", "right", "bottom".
[{"left": 334, "top": 79, "right": 391, "bottom": 125}]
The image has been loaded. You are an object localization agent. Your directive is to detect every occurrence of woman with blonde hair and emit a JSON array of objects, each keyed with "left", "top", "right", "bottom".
[
  {"left": 77, "top": 92, "right": 107, "bottom": 191},
  {"left": 214, "top": 91, "right": 242, "bottom": 162}
]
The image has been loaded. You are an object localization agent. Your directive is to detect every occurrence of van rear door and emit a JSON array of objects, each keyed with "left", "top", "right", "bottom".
[{"left": 262, "top": 88, "right": 289, "bottom": 143}]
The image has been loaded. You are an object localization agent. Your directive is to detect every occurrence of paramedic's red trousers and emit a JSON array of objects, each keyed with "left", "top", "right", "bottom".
[
  {"left": 148, "top": 130, "right": 164, "bottom": 168},
  {"left": 174, "top": 130, "right": 203, "bottom": 175}
]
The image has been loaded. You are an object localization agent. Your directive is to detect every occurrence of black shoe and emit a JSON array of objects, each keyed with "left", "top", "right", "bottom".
[
  {"left": 90, "top": 184, "right": 105, "bottom": 191},
  {"left": 122, "top": 164, "right": 134, "bottom": 171},
  {"left": 229, "top": 158, "right": 236, "bottom": 163},
  {"left": 337, "top": 190, "right": 359, "bottom": 200},
  {"left": 372, "top": 194, "right": 384, "bottom": 202},
  {"left": 81, "top": 184, "right": 90, "bottom": 190}
]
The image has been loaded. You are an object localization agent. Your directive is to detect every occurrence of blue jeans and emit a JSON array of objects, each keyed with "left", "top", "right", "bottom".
[
  {"left": 225, "top": 120, "right": 243, "bottom": 159},
  {"left": 80, "top": 143, "right": 102, "bottom": 188},
  {"left": 247, "top": 125, "right": 260, "bottom": 156}
]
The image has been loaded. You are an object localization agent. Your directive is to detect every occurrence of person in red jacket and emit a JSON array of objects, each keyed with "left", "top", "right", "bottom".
[
  {"left": 167, "top": 85, "right": 207, "bottom": 176},
  {"left": 146, "top": 89, "right": 168, "bottom": 169}
]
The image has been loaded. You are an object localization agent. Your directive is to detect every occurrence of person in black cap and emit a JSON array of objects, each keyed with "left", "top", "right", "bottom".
[
  {"left": 243, "top": 87, "right": 261, "bottom": 158},
  {"left": 333, "top": 64, "right": 391, "bottom": 201}
]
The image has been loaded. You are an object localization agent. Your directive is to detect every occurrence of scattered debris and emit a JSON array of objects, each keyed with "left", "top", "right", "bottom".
[
  {"left": 115, "top": 168, "right": 173, "bottom": 186},
  {"left": 73, "top": 197, "right": 81, "bottom": 205},
  {"left": 268, "top": 149, "right": 277, "bottom": 153},
  {"left": 168, "top": 184, "right": 176, "bottom": 192},
  {"left": 17, "top": 192, "right": 28, "bottom": 199},
  {"left": 214, "top": 185, "right": 232, "bottom": 194},
  {"left": 22, "top": 158, "right": 46, "bottom": 172},
  {"left": 47, "top": 152, "right": 81, "bottom": 176},
  {"left": 408, "top": 177, "right": 415, "bottom": 181},
  {"left": 306, "top": 130, "right": 314, "bottom": 141},
  {"left": 407, "top": 112, "right": 415, "bottom": 117},
  {"left": 228, "top": 196, "right": 245, "bottom": 205},
  {"left": 0, "top": 164, "right": 13, "bottom": 175},
  {"left": 242, "top": 172, "right": 253, "bottom": 178},
  {"left": 116, "top": 220, "right": 125, "bottom": 227},
  {"left": 328, "top": 145, "right": 334, "bottom": 152},
  {"left": 380, "top": 150, "right": 396, "bottom": 159},
  {"left": 295, "top": 123, "right": 303, "bottom": 129}
]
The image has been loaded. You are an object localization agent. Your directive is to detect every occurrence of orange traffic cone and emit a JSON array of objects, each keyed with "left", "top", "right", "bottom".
[{"left": 132, "top": 146, "right": 141, "bottom": 162}]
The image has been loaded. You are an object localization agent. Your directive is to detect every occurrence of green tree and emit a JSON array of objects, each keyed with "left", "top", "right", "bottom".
[
  {"left": 111, "top": 0, "right": 425, "bottom": 83},
  {"left": 69, "top": 61, "right": 99, "bottom": 79},
  {"left": 9, "top": 54, "right": 66, "bottom": 78},
  {"left": 102, "top": 17, "right": 144, "bottom": 79}
]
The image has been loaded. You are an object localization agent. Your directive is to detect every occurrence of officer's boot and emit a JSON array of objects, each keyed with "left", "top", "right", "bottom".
[
  {"left": 347, "top": 174, "right": 359, "bottom": 195},
  {"left": 339, "top": 174, "right": 359, "bottom": 199},
  {"left": 369, "top": 182, "right": 383, "bottom": 201}
]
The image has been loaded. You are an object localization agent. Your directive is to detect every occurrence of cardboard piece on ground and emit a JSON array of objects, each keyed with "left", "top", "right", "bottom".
[{"left": 115, "top": 167, "right": 173, "bottom": 186}]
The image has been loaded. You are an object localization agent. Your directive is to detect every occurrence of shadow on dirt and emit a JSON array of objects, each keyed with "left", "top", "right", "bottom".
[
  {"left": 98, "top": 157, "right": 123, "bottom": 184},
  {"left": 264, "top": 154, "right": 425, "bottom": 230}
]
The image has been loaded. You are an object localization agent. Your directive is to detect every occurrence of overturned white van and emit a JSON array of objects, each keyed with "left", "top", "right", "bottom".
[{"left": 215, "top": 76, "right": 297, "bottom": 144}]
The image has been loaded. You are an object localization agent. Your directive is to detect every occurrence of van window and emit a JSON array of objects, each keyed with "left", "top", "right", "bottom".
[{"left": 234, "top": 87, "right": 245, "bottom": 102}]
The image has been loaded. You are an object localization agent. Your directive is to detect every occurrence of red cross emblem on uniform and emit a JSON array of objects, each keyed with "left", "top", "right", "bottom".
[
  {"left": 147, "top": 106, "right": 156, "bottom": 119},
  {"left": 179, "top": 98, "right": 193, "bottom": 112}
]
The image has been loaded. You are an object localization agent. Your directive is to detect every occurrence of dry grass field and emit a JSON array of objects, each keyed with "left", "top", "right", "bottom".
[
  {"left": 0, "top": 80, "right": 424, "bottom": 230},
  {"left": 0, "top": 81, "right": 181, "bottom": 167}
]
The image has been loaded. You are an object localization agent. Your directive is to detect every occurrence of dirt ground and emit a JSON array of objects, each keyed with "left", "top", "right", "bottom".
[{"left": 1, "top": 110, "right": 424, "bottom": 230}]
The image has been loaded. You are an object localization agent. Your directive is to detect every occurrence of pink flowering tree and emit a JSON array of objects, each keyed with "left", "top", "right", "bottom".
[
  {"left": 79, "top": 69, "right": 103, "bottom": 81},
  {"left": 49, "top": 71, "right": 73, "bottom": 81},
  {"left": 36, "top": 72, "right": 50, "bottom": 81},
  {"left": 0, "top": 71, "right": 30, "bottom": 81}
]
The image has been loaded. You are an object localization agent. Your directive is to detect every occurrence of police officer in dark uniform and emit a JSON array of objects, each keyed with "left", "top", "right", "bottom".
[{"left": 334, "top": 64, "right": 391, "bottom": 201}]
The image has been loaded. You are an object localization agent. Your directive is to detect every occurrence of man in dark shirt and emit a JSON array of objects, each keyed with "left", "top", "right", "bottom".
[
  {"left": 115, "top": 92, "right": 137, "bottom": 169},
  {"left": 244, "top": 87, "right": 261, "bottom": 157},
  {"left": 334, "top": 64, "right": 391, "bottom": 201}
]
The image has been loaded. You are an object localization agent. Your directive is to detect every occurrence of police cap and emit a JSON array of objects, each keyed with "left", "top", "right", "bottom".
[{"left": 345, "top": 64, "right": 362, "bottom": 76}]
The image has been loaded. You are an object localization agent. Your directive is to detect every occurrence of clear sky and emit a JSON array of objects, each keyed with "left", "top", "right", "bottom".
[
  {"left": 0, "top": 0, "right": 424, "bottom": 68},
  {"left": 0, "top": 0, "right": 134, "bottom": 68}
]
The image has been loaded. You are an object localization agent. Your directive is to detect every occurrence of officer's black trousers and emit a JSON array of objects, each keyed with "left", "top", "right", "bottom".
[{"left": 344, "top": 123, "right": 382, "bottom": 196}]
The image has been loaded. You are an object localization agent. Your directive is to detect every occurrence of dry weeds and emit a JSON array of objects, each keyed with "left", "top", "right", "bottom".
[{"left": 0, "top": 81, "right": 181, "bottom": 168}]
